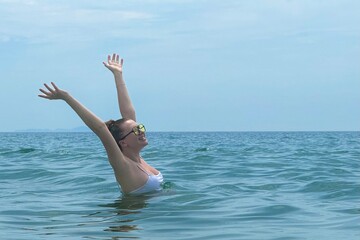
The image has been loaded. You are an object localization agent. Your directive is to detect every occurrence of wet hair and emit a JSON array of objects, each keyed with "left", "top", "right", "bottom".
[{"left": 105, "top": 118, "right": 130, "bottom": 150}]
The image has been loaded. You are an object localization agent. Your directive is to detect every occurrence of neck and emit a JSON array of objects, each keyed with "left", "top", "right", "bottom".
[{"left": 122, "top": 148, "right": 142, "bottom": 163}]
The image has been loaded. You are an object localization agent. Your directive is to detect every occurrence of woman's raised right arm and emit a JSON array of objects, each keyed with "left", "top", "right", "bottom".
[
  {"left": 38, "top": 82, "right": 126, "bottom": 172},
  {"left": 103, "top": 54, "right": 136, "bottom": 121}
]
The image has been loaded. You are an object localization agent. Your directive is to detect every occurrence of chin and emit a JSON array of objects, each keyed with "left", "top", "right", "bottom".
[
  {"left": 139, "top": 135, "right": 148, "bottom": 145},
  {"left": 138, "top": 138, "right": 148, "bottom": 147}
]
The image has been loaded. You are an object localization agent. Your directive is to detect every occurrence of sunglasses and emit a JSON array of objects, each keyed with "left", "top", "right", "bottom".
[{"left": 120, "top": 124, "right": 146, "bottom": 140}]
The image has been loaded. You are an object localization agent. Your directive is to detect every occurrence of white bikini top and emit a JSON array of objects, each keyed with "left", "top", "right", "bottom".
[{"left": 128, "top": 166, "right": 164, "bottom": 195}]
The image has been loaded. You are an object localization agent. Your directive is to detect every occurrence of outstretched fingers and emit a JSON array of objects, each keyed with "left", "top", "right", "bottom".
[
  {"left": 103, "top": 53, "right": 123, "bottom": 73},
  {"left": 105, "top": 54, "right": 116, "bottom": 65},
  {"left": 38, "top": 88, "right": 51, "bottom": 99},
  {"left": 109, "top": 53, "right": 121, "bottom": 64},
  {"left": 51, "top": 82, "right": 59, "bottom": 91},
  {"left": 38, "top": 82, "right": 59, "bottom": 99},
  {"left": 44, "top": 83, "right": 55, "bottom": 93},
  {"left": 112, "top": 53, "right": 116, "bottom": 62}
]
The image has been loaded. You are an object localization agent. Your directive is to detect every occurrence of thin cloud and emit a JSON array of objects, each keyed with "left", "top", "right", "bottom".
[{"left": 0, "top": 1, "right": 155, "bottom": 43}]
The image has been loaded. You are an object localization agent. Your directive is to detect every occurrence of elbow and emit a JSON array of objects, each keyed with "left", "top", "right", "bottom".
[
  {"left": 122, "top": 108, "right": 136, "bottom": 121},
  {"left": 98, "top": 122, "right": 108, "bottom": 132},
  {"left": 129, "top": 109, "right": 136, "bottom": 120}
]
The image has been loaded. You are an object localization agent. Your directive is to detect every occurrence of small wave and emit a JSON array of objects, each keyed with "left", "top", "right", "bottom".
[
  {"left": 333, "top": 208, "right": 360, "bottom": 215},
  {"left": 194, "top": 147, "right": 210, "bottom": 152},
  {"left": 301, "top": 180, "right": 353, "bottom": 193},
  {"left": 0, "top": 148, "right": 37, "bottom": 156},
  {"left": 18, "top": 148, "right": 37, "bottom": 153},
  {"left": 256, "top": 204, "right": 300, "bottom": 216}
]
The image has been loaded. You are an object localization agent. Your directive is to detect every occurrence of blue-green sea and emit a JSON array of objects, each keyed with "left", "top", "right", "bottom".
[{"left": 0, "top": 132, "right": 359, "bottom": 239}]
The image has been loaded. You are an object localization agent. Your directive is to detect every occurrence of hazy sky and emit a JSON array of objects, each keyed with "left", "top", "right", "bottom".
[{"left": 1, "top": 0, "right": 359, "bottom": 132}]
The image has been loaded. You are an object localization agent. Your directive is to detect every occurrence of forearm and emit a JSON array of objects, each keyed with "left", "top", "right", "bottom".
[
  {"left": 113, "top": 72, "right": 136, "bottom": 120},
  {"left": 63, "top": 92, "right": 127, "bottom": 173},
  {"left": 63, "top": 93, "right": 106, "bottom": 134}
]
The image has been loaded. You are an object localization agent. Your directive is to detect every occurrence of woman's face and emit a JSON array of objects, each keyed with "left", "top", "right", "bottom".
[{"left": 120, "top": 120, "right": 148, "bottom": 150}]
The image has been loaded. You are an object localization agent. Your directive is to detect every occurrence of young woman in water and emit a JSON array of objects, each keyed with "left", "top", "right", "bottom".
[{"left": 38, "top": 53, "right": 163, "bottom": 195}]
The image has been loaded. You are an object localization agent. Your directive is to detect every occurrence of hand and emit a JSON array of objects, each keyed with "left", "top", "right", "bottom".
[
  {"left": 103, "top": 53, "right": 123, "bottom": 74},
  {"left": 38, "top": 82, "right": 69, "bottom": 100}
]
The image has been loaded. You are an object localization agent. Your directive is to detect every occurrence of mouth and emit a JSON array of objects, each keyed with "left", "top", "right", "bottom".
[{"left": 138, "top": 136, "right": 147, "bottom": 141}]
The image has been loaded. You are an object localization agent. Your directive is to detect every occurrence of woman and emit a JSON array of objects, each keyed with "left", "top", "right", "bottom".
[{"left": 38, "top": 53, "right": 163, "bottom": 195}]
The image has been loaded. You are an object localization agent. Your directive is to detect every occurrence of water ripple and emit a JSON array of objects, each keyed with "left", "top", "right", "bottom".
[{"left": 0, "top": 132, "right": 359, "bottom": 239}]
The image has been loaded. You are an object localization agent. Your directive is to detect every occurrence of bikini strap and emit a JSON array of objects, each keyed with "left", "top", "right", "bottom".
[{"left": 136, "top": 164, "right": 150, "bottom": 176}]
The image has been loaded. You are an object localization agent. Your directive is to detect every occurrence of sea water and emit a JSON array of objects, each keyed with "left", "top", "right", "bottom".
[{"left": 0, "top": 132, "right": 359, "bottom": 239}]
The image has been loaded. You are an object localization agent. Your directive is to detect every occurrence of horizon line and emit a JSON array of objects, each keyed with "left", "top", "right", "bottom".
[{"left": 2, "top": 130, "right": 360, "bottom": 133}]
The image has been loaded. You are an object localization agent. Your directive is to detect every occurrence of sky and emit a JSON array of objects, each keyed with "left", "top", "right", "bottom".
[{"left": 0, "top": 0, "right": 359, "bottom": 132}]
